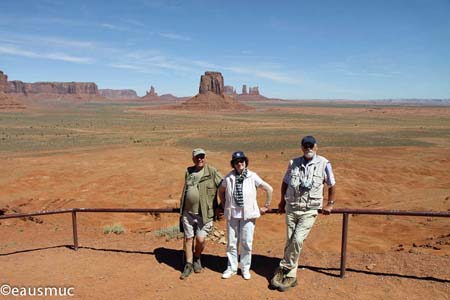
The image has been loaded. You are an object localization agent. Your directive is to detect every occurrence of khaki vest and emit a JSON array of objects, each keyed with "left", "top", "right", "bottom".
[
  {"left": 180, "top": 165, "right": 222, "bottom": 224},
  {"left": 285, "top": 155, "right": 329, "bottom": 210}
]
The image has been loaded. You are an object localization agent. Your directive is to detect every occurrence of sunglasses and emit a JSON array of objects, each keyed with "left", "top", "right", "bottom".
[
  {"left": 302, "top": 143, "right": 314, "bottom": 149},
  {"left": 195, "top": 154, "right": 205, "bottom": 159},
  {"left": 233, "top": 158, "right": 246, "bottom": 164}
]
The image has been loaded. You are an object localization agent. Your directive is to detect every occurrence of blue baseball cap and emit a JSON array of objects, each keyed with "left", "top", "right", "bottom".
[{"left": 301, "top": 136, "right": 317, "bottom": 146}]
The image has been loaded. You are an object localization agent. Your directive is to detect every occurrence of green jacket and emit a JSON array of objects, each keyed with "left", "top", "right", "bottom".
[{"left": 180, "top": 164, "right": 223, "bottom": 224}]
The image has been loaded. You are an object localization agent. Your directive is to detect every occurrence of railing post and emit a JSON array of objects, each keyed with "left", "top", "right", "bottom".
[
  {"left": 72, "top": 209, "right": 78, "bottom": 251},
  {"left": 340, "top": 213, "right": 349, "bottom": 278}
]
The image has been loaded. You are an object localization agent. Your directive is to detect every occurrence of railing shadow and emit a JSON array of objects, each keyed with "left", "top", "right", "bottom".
[
  {"left": 301, "top": 265, "right": 450, "bottom": 283},
  {"left": 77, "top": 246, "right": 155, "bottom": 255},
  {"left": 0, "top": 245, "right": 73, "bottom": 256}
]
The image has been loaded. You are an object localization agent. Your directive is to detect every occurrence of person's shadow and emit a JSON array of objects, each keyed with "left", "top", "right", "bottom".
[{"left": 153, "top": 247, "right": 280, "bottom": 282}]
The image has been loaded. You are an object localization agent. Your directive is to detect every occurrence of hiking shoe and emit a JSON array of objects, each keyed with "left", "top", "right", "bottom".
[
  {"left": 193, "top": 257, "right": 202, "bottom": 273},
  {"left": 270, "top": 266, "right": 287, "bottom": 288},
  {"left": 277, "top": 276, "right": 298, "bottom": 292},
  {"left": 221, "top": 269, "right": 237, "bottom": 279},
  {"left": 242, "top": 269, "right": 251, "bottom": 280},
  {"left": 179, "top": 263, "right": 193, "bottom": 280}
]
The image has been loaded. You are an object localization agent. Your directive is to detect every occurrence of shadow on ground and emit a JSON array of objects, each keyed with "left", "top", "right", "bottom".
[{"left": 2, "top": 245, "right": 448, "bottom": 283}]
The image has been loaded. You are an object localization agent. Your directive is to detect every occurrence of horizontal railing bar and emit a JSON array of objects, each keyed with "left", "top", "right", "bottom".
[
  {"left": 1, "top": 207, "right": 449, "bottom": 220},
  {"left": 74, "top": 208, "right": 179, "bottom": 213},
  {"left": 329, "top": 208, "right": 450, "bottom": 217},
  {"left": 0, "top": 208, "right": 73, "bottom": 219}
]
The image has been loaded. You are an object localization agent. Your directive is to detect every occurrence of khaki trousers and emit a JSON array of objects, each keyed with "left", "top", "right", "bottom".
[{"left": 279, "top": 208, "right": 318, "bottom": 278}]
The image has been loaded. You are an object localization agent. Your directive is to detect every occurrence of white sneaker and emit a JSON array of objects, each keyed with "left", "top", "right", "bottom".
[
  {"left": 242, "top": 270, "right": 251, "bottom": 280},
  {"left": 222, "top": 269, "right": 237, "bottom": 279}
]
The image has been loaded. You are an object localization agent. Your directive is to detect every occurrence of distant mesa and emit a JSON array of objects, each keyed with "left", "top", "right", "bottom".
[
  {"left": 8, "top": 80, "right": 98, "bottom": 95},
  {"left": 1, "top": 69, "right": 103, "bottom": 103},
  {"left": 0, "top": 71, "right": 25, "bottom": 109},
  {"left": 224, "top": 83, "right": 268, "bottom": 101},
  {"left": 99, "top": 89, "right": 138, "bottom": 99},
  {"left": 180, "top": 71, "right": 252, "bottom": 111}
]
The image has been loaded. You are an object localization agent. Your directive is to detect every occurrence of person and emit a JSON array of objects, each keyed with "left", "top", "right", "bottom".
[
  {"left": 218, "top": 151, "right": 273, "bottom": 280},
  {"left": 179, "top": 148, "right": 223, "bottom": 280},
  {"left": 271, "top": 136, "right": 336, "bottom": 292}
]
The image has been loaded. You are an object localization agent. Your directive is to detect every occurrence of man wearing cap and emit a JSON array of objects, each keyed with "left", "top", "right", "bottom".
[
  {"left": 179, "top": 148, "right": 223, "bottom": 279},
  {"left": 271, "top": 136, "right": 336, "bottom": 291}
]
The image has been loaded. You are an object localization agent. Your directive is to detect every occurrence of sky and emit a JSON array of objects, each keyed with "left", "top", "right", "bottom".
[{"left": 0, "top": 0, "right": 449, "bottom": 99}]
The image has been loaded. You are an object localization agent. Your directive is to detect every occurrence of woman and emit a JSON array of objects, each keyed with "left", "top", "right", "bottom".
[{"left": 218, "top": 151, "right": 273, "bottom": 280}]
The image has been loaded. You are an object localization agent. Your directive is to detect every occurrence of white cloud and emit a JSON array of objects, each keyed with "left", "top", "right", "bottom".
[
  {"left": 0, "top": 44, "right": 93, "bottom": 63},
  {"left": 224, "top": 66, "right": 303, "bottom": 85},
  {"left": 158, "top": 32, "right": 191, "bottom": 41},
  {"left": 0, "top": 31, "right": 96, "bottom": 48},
  {"left": 100, "top": 23, "right": 129, "bottom": 31}
]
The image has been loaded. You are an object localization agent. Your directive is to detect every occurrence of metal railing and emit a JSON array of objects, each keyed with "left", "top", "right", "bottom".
[{"left": 1, "top": 207, "right": 449, "bottom": 278}]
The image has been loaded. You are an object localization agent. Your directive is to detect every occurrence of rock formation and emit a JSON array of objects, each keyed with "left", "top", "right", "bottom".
[
  {"left": 224, "top": 85, "right": 236, "bottom": 95},
  {"left": 99, "top": 89, "right": 138, "bottom": 99},
  {"left": 0, "top": 71, "right": 25, "bottom": 109},
  {"left": 242, "top": 84, "right": 248, "bottom": 95},
  {"left": 0, "top": 71, "right": 8, "bottom": 93},
  {"left": 249, "top": 86, "right": 259, "bottom": 95},
  {"left": 199, "top": 72, "right": 224, "bottom": 95},
  {"left": 146, "top": 85, "right": 158, "bottom": 97},
  {"left": 179, "top": 71, "right": 252, "bottom": 111},
  {"left": 7, "top": 81, "right": 98, "bottom": 95}
]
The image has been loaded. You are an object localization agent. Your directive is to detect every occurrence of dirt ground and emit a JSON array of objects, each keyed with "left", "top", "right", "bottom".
[{"left": 1, "top": 104, "right": 449, "bottom": 299}]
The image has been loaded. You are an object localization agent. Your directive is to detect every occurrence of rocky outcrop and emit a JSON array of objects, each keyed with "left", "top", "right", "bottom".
[
  {"left": 199, "top": 72, "right": 224, "bottom": 95},
  {"left": 179, "top": 72, "right": 252, "bottom": 111},
  {"left": 249, "top": 86, "right": 259, "bottom": 95},
  {"left": 146, "top": 85, "right": 157, "bottom": 97},
  {"left": 180, "top": 92, "right": 252, "bottom": 111},
  {"left": 242, "top": 84, "right": 248, "bottom": 95},
  {"left": 99, "top": 89, "right": 138, "bottom": 99},
  {"left": 0, "top": 71, "right": 8, "bottom": 93},
  {"left": 8, "top": 81, "right": 98, "bottom": 95},
  {"left": 224, "top": 85, "right": 236, "bottom": 95}
]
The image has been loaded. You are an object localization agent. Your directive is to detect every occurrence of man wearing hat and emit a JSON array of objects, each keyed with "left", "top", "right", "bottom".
[
  {"left": 179, "top": 148, "right": 223, "bottom": 279},
  {"left": 271, "top": 136, "right": 336, "bottom": 291}
]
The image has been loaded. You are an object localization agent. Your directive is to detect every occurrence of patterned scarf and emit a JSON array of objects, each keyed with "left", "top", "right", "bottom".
[{"left": 233, "top": 168, "right": 248, "bottom": 207}]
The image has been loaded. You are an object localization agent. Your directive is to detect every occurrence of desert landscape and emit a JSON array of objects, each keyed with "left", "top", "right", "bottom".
[{"left": 1, "top": 68, "right": 449, "bottom": 299}]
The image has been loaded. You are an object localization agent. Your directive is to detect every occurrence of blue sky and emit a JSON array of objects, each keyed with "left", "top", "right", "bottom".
[{"left": 1, "top": 0, "right": 449, "bottom": 99}]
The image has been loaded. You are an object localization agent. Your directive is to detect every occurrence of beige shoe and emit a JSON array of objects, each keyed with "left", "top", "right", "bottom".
[
  {"left": 277, "top": 276, "right": 298, "bottom": 292},
  {"left": 270, "top": 267, "right": 287, "bottom": 288}
]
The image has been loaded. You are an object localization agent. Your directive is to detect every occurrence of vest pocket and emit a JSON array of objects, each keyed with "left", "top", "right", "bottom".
[
  {"left": 290, "top": 167, "right": 300, "bottom": 188},
  {"left": 307, "top": 198, "right": 321, "bottom": 208}
]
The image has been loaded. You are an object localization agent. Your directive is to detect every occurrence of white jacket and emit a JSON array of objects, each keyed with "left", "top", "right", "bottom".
[{"left": 222, "top": 169, "right": 272, "bottom": 220}]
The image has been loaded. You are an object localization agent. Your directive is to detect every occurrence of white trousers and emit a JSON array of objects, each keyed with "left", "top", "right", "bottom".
[
  {"left": 226, "top": 218, "right": 256, "bottom": 272},
  {"left": 279, "top": 209, "right": 318, "bottom": 278}
]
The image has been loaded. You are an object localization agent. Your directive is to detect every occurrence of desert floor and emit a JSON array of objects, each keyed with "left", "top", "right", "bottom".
[{"left": 1, "top": 101, "right": 449, "bottom": 299}]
